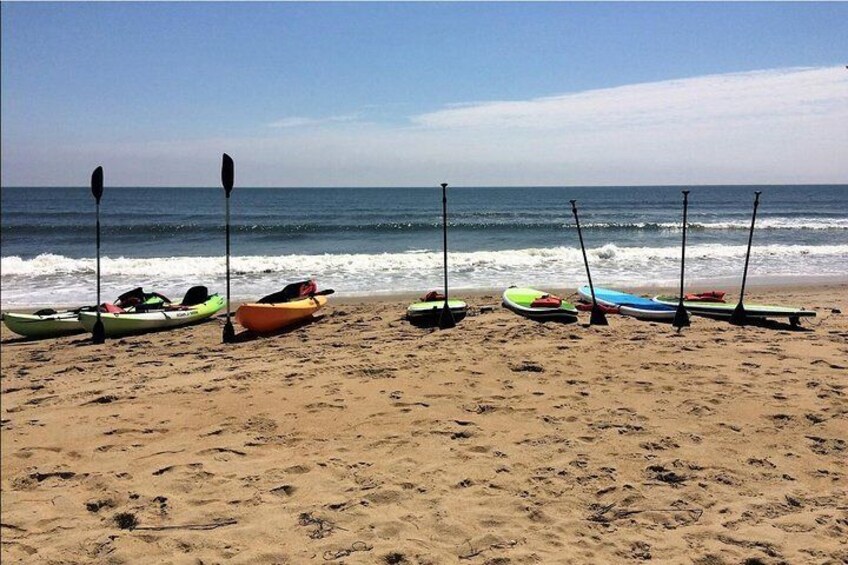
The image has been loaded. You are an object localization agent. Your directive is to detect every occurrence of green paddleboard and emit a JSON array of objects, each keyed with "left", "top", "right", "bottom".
[
  {"left": 406, "top": 299, "right": 467, "bottom": 327},
  {"left": 653, "top": 295, "right": 815, "bottom": 323},
  {"left": 502, "top": 287, "right": 579, "bottom": 321}
]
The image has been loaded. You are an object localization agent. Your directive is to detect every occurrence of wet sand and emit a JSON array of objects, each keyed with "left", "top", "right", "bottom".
[{"left": 1, "top": 285, "right": 846, "bottom": 564}]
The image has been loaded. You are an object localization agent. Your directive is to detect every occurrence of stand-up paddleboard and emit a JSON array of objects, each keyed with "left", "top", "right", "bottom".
[
  {"left": 503, "top": 287, "right": 579, "bottom": 322},
  {"left": 578, "top": 286, "right": 675, "bottom": 322},
  {"left": 407, "top": 299, "right": 467, "bottom": 327},
  {"left": 652, "top": 295, "right": 815, "bottom": 326},
  {"left": 79, "top": 286, "right": 224, "bottom": 337},
  {"left": 409, "top": 182, "right": 464, "bottom": 329}
]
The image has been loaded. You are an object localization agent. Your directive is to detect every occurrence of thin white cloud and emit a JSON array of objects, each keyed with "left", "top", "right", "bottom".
[
  {"left": 267, "top": 114, "right": 359, "bottom": 128},
  {"left": 410, "top": 66, "right": 847, "bottom": 131},
  {"left": 3, "top": 66, "right": 846, "bottom": 186}
]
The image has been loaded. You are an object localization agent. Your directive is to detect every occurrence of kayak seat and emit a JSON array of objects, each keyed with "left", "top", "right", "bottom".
[
  {"left": 115, "top": 287, "right": 146, "bottom": 307},
  {"left": 422, "top": 291, "right": 446, "bottom": 302},
  {"left": 34, "top": 308, "right": 58, "bottom": 316},
  {"left": 133, "top": 302, "right": 166, "bottom": 313},
  {"left": 100, "top": 303, "right": 125, "bottom": 314},
  {"left": 258, "top": 280, "right": 318, "bottom": 304},
  {"left": 116, "top": 288, "right": 172, "bottom": 308},
  {"left": 181, "top": 286, "right": 210, "bottom": 307}
]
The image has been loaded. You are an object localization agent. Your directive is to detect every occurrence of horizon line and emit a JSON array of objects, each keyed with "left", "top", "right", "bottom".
[{"left": 2, "top": 182, "right": 846, "bottom": 190}]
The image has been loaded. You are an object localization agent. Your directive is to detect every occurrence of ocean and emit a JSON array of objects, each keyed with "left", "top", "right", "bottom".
[{"left": 1, "top": 185, "right": 846, "bottom": 307}]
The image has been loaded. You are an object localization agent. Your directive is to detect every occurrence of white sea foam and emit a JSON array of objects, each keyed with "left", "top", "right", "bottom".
[
  {"left": 576, "top": 218, "right": 848, "bottom": 231},
  {"left": 2, "top": 243, "right": 846, "bottom": 307}
]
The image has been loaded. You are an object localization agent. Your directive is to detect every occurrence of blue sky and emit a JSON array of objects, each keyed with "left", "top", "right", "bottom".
[{"left": 2, "top": 2, "right": 847, "bottom": 186}]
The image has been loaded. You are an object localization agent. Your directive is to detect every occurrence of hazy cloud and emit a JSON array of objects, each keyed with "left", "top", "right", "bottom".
[
  {"left": 267, "top": 114, "right": 360, "bottom": 129},
  {"left": 3, "top": 66, "right": 846, "bottom": 186},
  {"left": 410, "top": 67, "right": 846, "bottom": 131}
]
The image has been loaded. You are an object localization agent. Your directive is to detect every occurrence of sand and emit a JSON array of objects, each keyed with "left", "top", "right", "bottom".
[{"left": 1, "top": 285, "right": 846, "bottom": 564}]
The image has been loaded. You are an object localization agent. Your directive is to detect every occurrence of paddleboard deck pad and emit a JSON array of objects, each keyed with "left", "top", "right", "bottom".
[
  {"left": 406, "top": 299, "right": 467, "bottom": 327},
  {"left": 578, "top": 286, "right": 676, "bottom": 321},
  {"left": 653, "top": 295, "right": 815, "bottom": 324},
  {"left": 502, "top": 287, "right": 579, "bottom": 321}
]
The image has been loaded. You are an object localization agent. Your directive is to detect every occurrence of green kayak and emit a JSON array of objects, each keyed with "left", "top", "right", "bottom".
[
  {"left": 2, "top": 288, "right": 170, "bottom": 340},
  {"left": 2, "top": 309, "right": 88, "bottom": 339},
  {"left": 79, "top": 287, "right": 224, "bottom": 337},
  {"left": 502, "top": 287, "right": 579, "bottom": 322}
]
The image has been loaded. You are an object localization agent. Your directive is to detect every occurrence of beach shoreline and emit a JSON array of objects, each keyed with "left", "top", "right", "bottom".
[{"left": 3, "top": 280, "right": 846, "bottom": 312}]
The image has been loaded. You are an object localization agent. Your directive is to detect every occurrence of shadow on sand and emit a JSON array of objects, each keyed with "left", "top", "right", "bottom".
[
  {"left": 65, "top": 317, "right": 224, "bottom": 347},
  {"left": 228, "top": 314, "right": 325, "bottom": 343}
]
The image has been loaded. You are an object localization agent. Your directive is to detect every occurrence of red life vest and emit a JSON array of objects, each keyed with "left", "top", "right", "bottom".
[{"left": 530, "top": 295, "right": 562, "bottom": 308}]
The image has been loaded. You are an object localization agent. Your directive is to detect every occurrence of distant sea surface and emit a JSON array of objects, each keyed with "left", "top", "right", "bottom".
[{"left": 2, "top": 185, "right": 847, "bottom": 307}]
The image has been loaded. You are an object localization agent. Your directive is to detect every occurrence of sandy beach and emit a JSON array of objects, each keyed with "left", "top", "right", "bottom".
[{"left": 1, "top": 284, "right": 846, "bottom": 564}]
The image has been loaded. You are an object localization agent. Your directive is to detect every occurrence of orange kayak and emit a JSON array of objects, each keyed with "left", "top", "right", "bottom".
[{"left": 235, "top": 295, "right": 328, "bottom": 333}]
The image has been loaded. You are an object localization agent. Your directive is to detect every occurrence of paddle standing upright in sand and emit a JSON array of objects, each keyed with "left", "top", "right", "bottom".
[
  {"left": 438, "top": 182, "right": 456, "bottom": 329},
  {"left": 730, "top": 191, "right": 762, "bottom": 326},
  {"left": 91, "top": 166, "right": 105, "bottom": 344},
  {"left": 221, "top": 154, "right": 235, "bottom": 343},
  {"left": 673, "top": 190, "right": 692, "bottom": 331},
  {"left": 571, "top": 200, "right": 608, "bottom": 326}
]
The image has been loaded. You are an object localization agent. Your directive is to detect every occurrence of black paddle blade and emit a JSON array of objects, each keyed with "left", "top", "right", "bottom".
[
  {"left": 729, "top": 302, "right": 747, "bottom": 326},
  {"left": 673, "top": 304, "right": 691, "bottom": 331},
  {"left": 438, "top": 302, "right": 456, "bottom": 329},
  {"left": 590, "top": 304, "right": 609, "bottom": 326},
  {"left": 91, "top": 166, "right": 103, "bottom": 201},
  {"left": 222, "top": 320, "right": 235, "bottom": 343},
  {"left": 222, "top": 153, "right": 234, "bottom": 197},
  {"left": 91, "top": 318, "right": 106, "bottom": 344}
]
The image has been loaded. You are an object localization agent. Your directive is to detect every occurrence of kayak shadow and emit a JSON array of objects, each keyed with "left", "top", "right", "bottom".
[
  {"left": 525, "top": 316, "right": 580, "bottom": 325},
  {"left": 1, "top": 331, "right": 89, "bottom": 345},
  {"left": 0, "top": 335, "right": 48, "bottom": 345},
  {"left": 68, "top": 317, "right": 223, "bottom": 346},
  {"left": 231, "top": 314, "right": 324, "bottom": 343}
]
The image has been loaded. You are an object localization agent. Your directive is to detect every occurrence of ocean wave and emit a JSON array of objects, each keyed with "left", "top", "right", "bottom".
[
  {"left": 2, "top": 217, "right": 847, "bottom": 236},
  {"left": 3, "top": 244, "right": 847, "bottom": 278},
  {"left": 2, "top": 243, "right": 846, "bottom": 306}
]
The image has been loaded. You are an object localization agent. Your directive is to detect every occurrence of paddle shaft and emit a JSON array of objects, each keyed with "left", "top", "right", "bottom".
[
  {"left": 738, "top": 191, "right": 761, "bottom": 304},
  {"left": 89, "top": 166, "right": 105, "bottom": 343},
  {"left": 96, "top": 199, "right": 101, "bottom": 322},
  {"left": 570, "top": 200, "right": 597, "bottom": 306},
  {"left": 225, "top": 195, "right": 231, "bottom": 321},
  {"left": 221, "top": 153, "right": 235, "bottom": 343},
  {"left": 441, "top": 183, "right": 449, "bottom": 303},
  {"left": 672, "top": 190, "right": 692, "bottom": 331},
  {"left": 678, "top": 190, "right": 690, "bottom": 307}
]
